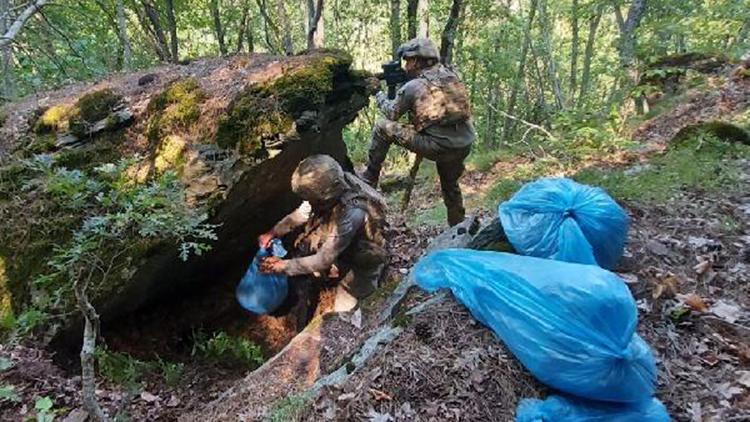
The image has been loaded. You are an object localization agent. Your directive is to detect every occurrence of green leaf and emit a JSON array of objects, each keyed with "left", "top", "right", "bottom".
[
  {"left": 0, "top": 385, "right": 20, "bottom": 402},
  {"left": 35, "top": 396, "right": 54, "bottom": 412},
  {"left": 0, "top": 357, "right": 12, "bottom": 371}
]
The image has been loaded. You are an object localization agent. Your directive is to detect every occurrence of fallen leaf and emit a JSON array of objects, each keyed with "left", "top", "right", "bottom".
[
  {"left": 140, "top": 391, "right": 159, "bottom": 403},
  {"left": 711, "top": 300, "right": 742, "bottom": 323},
  {"left": 717, "top": 382, "right": 743, "bottom": 399},
  {"left": 646, "top": 240, "right": 670, "bottom": 256},
  {"left": 652, "top": 274, "right": 680, "bottom": 299},
  {"left": 369, "top": 388, "right": 392, "bottom": 401},
  {"left": 701, "top": 353, "right": 719, "bottom": 367},
  {"left": 166, "top": 395, "right": 180, "bottom": 408},
  {"left": 676, "top": 293, "right": 709, "bottom": 312},
  {"left": 337, "top": 392, "right": 356, "bottom": 401},
  {"left": 693, "top": 260, "right": 712, "bottom": 275},
  {"left": 366, "top": 409, "right": 394, "bottom": 422},
  {"left": 351, "top": 309, "right": 362, "bottom": 329}
]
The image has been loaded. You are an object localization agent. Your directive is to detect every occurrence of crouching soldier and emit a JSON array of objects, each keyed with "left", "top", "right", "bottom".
[
  {"left": 361, "top": 37, "right": 476, "bottom": 226},
  {"left": 258, "top": 155, "right": 388, "bottom": 313}
]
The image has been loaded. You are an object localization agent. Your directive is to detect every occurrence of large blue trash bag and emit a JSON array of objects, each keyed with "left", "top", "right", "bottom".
[
  {"left": 414, "top": 249, "right": 657, "bottom": 403},
  {"left": 235, "top": 239, "right": 288, "bottom": 315},
  {"left": 498, "top": 177, "right": 629, "bottom": 270},
  {"left": 516, "top": 395, "right": 670, "bottom": 422}
]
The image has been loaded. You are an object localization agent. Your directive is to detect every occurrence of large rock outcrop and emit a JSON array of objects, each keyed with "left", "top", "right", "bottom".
[{"left": 0, "top": 50, "right": 371, "bottom": 343}]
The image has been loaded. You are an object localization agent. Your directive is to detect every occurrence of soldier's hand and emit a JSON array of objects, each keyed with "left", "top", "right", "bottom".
[
  {"left": 259, "top": 256, "right": 286, "bottom": 274},
  {"left": 366, "top": 77, "right": 381, "bottom": 95},
  {"left": 258, "top": 231, "right": 274, "bottom": 249}
]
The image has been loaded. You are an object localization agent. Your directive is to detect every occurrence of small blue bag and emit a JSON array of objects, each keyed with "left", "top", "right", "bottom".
[
  {"left": 235, "top": 239, "right": 289, "bottom": 315},
  {"left": 516, "top": 395, "right": 670, "bottom": 422},
  {"left": 499, "top": 178, "right": 629, "bottom": 270},
  {"left": 414, "top": 249, "right": 657, "bottom": 403}
]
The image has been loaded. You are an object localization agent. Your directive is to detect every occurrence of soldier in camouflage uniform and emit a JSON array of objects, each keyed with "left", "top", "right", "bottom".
[
  {"left": 259, "top": 155, "right": 388, "bottom": 313},
  {"left": 361, "top": 37, "right": 476, "bottom": 226}
]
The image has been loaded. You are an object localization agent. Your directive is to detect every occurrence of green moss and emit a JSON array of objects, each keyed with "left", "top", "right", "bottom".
[
  {"left": 146, "top": 78, "right": 205, "bottom": 144},
  {"left": 266, "top": 393, "right": 313, "bottom": 422},
  {"left": 153, "top": 135, "right": 187, "bottom": 174},
  {"left": 55, "top": 135, "right": 120, "bottom": 170},
  {"left": 215, "top": 89, "right": 293, "bottom": 151},
  {"left": 69, "top": 89, "right": 122, "bottom": 137},
  {"left": 33, "top": 105, "right": 72, "bottom": 134},
  {"left": 215, "top": 51, "right": 353, "bottom": 151}
]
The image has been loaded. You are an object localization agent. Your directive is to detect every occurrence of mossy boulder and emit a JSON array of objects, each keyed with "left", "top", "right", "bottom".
[{"left": 0, "top": 50, "right": 369, "bottom": 344}]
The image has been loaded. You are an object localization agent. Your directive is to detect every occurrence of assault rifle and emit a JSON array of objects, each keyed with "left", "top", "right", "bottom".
[{"left": 376, "top": 60, "right": 408, "bottom": 99}]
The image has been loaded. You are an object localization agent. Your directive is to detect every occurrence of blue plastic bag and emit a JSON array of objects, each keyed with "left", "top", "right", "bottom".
[
  {"left": 235, "top": 239, "right": 289, "bottom": 315},
  {"left": 414, "top": 249, "right": 656, "bottom": 403},
  {"left": 516, "top": 395, "right": 670, "bottom": 422},
  {"left": 499, "top": 178, "right": 629, "bottom": 270}
]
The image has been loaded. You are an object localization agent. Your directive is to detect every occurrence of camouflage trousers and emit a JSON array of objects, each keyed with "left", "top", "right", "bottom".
[{"left": 366, "top": 119, "right": 470, "bottom": 226}]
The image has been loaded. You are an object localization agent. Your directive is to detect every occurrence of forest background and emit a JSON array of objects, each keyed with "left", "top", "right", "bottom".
[{"left": 2, "top": 0, "right": 748, "bottom": 177}]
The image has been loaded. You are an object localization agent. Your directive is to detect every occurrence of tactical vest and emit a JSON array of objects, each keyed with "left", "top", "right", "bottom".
[
  {"left": 411, "top": 65, "right": 472, "bottom": 132},
  {"left": 294, "top": 173, "right": 388, "bottom": 298}
]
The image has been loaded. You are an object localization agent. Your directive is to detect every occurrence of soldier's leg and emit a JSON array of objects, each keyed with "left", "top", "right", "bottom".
[
  {"left": 436, "top": 149, "right": 470, "bottom": 226},
  {"left": 363, "top": 119, "right": 421, "bottom": 186}
]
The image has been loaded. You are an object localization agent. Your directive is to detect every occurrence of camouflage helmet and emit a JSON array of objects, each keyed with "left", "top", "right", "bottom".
[
  {"left": 397, "top": 38, "right": 440, "bottom": 60},
  {"left": 291, "top": 155, "right": 346, "bottom": 202}
]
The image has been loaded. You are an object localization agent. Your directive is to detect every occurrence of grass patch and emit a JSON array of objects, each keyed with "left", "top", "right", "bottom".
[
  {"left": 191, "top": 330, "right": 265, "bottom": 369},
  {"left": 574, "top": 131, "right": 750, "bottom": 203},
  {"left": 266, "top": 392, "right": 313, "bottom": 422}
]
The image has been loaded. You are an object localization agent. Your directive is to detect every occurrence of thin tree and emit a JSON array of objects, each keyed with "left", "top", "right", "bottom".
[
  {"left": 255, "top": 0, "right": 281, "bottom": 54},
  {"left": 417, "top": 0, "right": 429, "bottom": 38},
  {"left": 210, "top": 0, "right": 227, "bottom": 55},
  {"left": 0, "top": 0, "right": 14, "bottom": 98},
  {"left": 612, "top": 0, "right": 648, "bottom": 112},
  {"left": 116, "top": 0, "right": 133, "bottom": 69},
  {"left": 500, "top": 0, "right": 538, "bottom": 146},
  {"left": 236, "top": 1, "right": 254, "bottom": 53},
  {"left": 166, "top": 0, "right": 178, "bottom": 61},
  {"left": 139, "top": 0, "right": 170, "bottom": 61},
  {"left": 578, "top": 3, "right": 603, "bottom": 105},
  {"left": 0, "top": 0, "right": 51, "bottom": 49},
  {"left": 306, "top": 0, "right": 323, "bottom": 49},
  {"left": 389, "top": 0, "right": 401, "bottom": 59},
  {"left": 439, "top": 0, "right": 464, "bottom": 66},
  {"left": 277, "top": 0, "right": 293, "bottom": 55},
  {"left": 569, "top": 0, "right": 579, "bottom": 97},
  {"left": 406, "top": 0, "right": 417, "bottom": 39},
  {"left": 539, "top": 0, "right": 564, "bottom": 109}
]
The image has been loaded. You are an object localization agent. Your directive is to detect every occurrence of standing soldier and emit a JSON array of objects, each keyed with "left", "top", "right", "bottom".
[
  {"left": 258, "top": 155, "right": 388, "bottom": 313},
  {"left": 361, "top": 37, "right": 476, "bottom": 226}
]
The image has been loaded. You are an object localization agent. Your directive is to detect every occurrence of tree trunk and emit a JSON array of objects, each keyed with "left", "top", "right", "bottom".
[
  {"left": 389, "top": 0, "right": 401, "bottom": 59},
  {"left": 417, "top": 0, "right": 429, "bottom": 38},
  {"left": 578, "top": 4, "right": 603, "bottom": 105},
  {"left": 439, "top": 0, "right": 463, "bottom": 65},
  {"left": 210, "top": 0, "right": 227, "bottom": 55},
  {"left": 115, "top": 0, "right": 133, "bottom": 70},
  {"left": 306, "top": 0, "right": 324, "bottom": 49},
  {"left": 277, "top": 0, "right": 293, "bottom": 55},
  {"left": 569, "top": 0, "right": 579, "bottom": 98},
  {"left": 0, "top": 0, "right": 14, "bottom": 99},
  {"left": 0, "top": 0, "right": 50, "bottom": 49},
  {"left": 165, "top": 0, "right": 178, "bottom": 61},
  {"left": 615, "top": 0, "right": 647, "bottom": 71},
  {"left": 614, "top": 0, "right": 648, "bottom": 113},
  {"left": 540, "top": 0, "right": 564, "bottom": 109},
  {"left": 737, "top": 18, "right": 750, "bottom": 46},
  {"left": 237, "top": 2, "right": 253, "bottom": 53},
  {"left": 141, "top": 0, "right": 170, "bottom": 61},
  {"left": 75, "top": 274, "right": 107, "bottom": 422},
  {"left": 406, "top": 0, "right": 417, "bottom": 39},
  {"left": 256, "top": 0, "right": 281, "bottom": 53},
  {"left": 500, "top": 0, "right": 538, "bottom": 146}
]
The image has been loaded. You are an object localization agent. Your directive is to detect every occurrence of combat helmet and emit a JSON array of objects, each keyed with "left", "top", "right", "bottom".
[
  {"left": 397, "top": 37, "right": 440, "bottom": 60},
  {"left": 291, "top": 155, "right": 346, "bottom": 202}
]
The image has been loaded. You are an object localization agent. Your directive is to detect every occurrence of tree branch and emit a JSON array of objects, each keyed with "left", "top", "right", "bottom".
[{"left": 0, "top": 0, "right": 51, "bottom": 48}]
